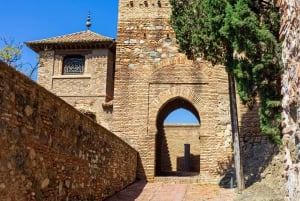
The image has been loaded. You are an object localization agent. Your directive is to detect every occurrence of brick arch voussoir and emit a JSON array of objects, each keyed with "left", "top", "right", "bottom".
[{"left": 152, "top": 85, "right": 203, "bottom": 114}]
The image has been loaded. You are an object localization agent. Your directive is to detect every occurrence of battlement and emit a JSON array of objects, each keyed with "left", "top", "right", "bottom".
[{"left": 118, "top": 0, "right": 171, "bottom": 20}]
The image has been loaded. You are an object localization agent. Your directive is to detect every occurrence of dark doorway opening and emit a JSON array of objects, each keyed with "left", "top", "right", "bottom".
[{"left": 155, "top": 97, "right": 201, "bottom": 176}]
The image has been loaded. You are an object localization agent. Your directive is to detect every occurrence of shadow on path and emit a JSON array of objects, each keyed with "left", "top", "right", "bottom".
[{"left": 104, "top": 180, "right": 147, "bottom": 201}]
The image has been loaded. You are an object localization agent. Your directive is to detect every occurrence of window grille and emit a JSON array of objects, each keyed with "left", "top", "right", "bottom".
[{"left": 63, "top": 55, "right": 85, "bottom": 74}]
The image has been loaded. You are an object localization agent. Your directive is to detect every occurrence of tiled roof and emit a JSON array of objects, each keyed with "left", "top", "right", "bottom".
[
  {"left": 27, "top": 30, "right": 114, "bottom": 44},
  {"left": 26, "top": 30, "right": 115, "bottom": 52}
]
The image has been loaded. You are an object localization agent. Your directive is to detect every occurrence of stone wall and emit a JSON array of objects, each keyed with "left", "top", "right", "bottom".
[
  {"left": 237, "top": 98, "right": 280, "bottom": 187},
  {"left": 279, "top": 0, "right": 300, "bottom": 200},
  {"left": 38, "top": 48, "right": 115, "bottom": 129},
  {"left": 0, "top": 61, "right": 137, "bottom": 201}
]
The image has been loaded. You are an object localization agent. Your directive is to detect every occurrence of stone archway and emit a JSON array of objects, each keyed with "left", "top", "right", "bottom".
[
  {"left": 148, "top": 85, "right": 205, "bottom": 178},
  {"left": 147, "top": 78, "right": 233, "bottom": 183},
  {"left": 122, "top": 60, "right": 233, "bottom": 182},
  {"left": 155, "top": 96, "right": 201, "bottom": 176}
]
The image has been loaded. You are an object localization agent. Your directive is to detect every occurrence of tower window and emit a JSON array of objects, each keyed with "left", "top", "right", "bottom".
[
  {"left": 129, "top": 1, "right": 134, "bottom": 7},
  {"left": 63, "top": 55, "right": 85, "bottom": 74},
  {"left": 158, "top": 1, "right": 162, "bottom": 7},
  {"left": 144, "top": 1, "right": 148, "bottom": 7}
]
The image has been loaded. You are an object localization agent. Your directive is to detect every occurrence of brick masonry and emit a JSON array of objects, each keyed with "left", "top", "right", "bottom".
[
  {"left": 112, "top": 0, "right": 277, "bottom": 184},
  {"left": 159, "top": 124, "right": 233, "bottom": 178},
  {"left": 0, "top": 61, "right": 137, "bottom": 200}
]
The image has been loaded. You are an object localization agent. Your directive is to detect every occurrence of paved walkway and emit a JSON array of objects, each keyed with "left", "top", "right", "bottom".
[{"left": 105, "top": 180, "right": 238, "bottom": 201}]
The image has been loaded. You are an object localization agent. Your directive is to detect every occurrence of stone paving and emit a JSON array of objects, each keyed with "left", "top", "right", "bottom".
[{"left": 105, "top": 180, "right": 238, "bottom": 201}]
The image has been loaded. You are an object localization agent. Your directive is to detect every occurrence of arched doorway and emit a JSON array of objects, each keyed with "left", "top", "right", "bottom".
[{"left": 155, "top": 97, "right": 201, "bottom": 176}]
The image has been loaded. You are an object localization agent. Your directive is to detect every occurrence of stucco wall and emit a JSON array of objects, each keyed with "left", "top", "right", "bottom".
[{"left": 0, "top": 61, "right": 137, "bottom": 201}]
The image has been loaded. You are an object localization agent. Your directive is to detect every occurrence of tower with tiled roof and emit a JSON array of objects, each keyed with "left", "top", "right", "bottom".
[{"left": 26, "top": 29, "right": 116, "bottom": 128}]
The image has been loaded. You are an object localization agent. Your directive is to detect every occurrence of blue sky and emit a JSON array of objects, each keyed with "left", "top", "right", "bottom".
[
  {"left": 0, "top": 0, "right": 198, "bottom": 124},
  {"left": 0, "top": 0, "right": 119, "bottom": 79}
]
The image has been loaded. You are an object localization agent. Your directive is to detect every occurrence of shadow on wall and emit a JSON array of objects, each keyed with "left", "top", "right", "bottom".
[
  {"left": 155, "top": 97, "right": 201, "bottom": 176},
  {"left": 218, "top": 100, "right": 280, "bottom": 188},
  {"left": 218, "top": 156, "right": 235, "bottom": 188},
  {"left": 155, "top": 125, "right": 172, "bottom": 175},
  {"left": 136, "top": 152, "right": 147, "bottom": 180},
  {"left": 176, "top": 154, "right": 200, "bottom": 172}
]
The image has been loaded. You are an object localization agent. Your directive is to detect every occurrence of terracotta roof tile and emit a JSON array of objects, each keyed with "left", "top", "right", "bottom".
[
  {"left": 26, "top": 30, "right": 114, "bottom": 44},
  {"left": 26, "top": 30, "right": 115, "bottom": 52}
]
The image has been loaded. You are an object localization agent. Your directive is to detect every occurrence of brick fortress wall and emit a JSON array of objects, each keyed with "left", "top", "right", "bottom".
[
  {"left": 112, "top": 0, "right": 278, "bottom": 185},
  {"left": 0, "top": 61, "right": 137, "bottom": 200},
  {"left": 112, "top": 0, "right": 234, "bottom": 182}
]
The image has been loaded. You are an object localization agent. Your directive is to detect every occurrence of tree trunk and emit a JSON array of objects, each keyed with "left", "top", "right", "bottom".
[{"left": 228, "top": 73, "right": 245, "bottom": 192}]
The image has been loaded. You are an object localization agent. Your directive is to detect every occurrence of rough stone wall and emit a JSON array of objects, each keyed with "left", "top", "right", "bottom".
[
  {"left": 37, "top": 49, "right": 115, "bottom": 129},
  {"left": 237, "top": 98, "right": 279, "bottom": 187},
  {"left": 0, "top": 61, "right": 137, "bottom": 201},
  {"left": 38, "top": 50, "right": 55, "bottom": 90},
  {"left": 279, "top": 0, "right": 300, "bottom": 200}
]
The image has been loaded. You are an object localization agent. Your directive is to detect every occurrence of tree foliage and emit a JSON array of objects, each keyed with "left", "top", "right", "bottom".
[
  {"left": 0, "top": 36, "right": 37, "bottom": 79},
  {"left": 170, "top": 0, "right": 282, "bottom": 144}
]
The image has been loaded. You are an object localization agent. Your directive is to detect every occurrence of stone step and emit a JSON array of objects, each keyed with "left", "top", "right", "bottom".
[{"left": 154, "top": 176, "right": 203, "bottom": 184}]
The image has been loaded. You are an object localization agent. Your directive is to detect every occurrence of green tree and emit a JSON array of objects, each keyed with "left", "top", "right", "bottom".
[
  {"left": 170, "top": 0, "right": 282, "bottom": 190},
  {"left": 0, "top": 36, "right": 37, "bottom": 79}
]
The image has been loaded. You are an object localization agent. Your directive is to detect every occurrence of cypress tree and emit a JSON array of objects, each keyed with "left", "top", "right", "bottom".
[{"left": 170, "top": 0, "right": 282, "bottom": 144}]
